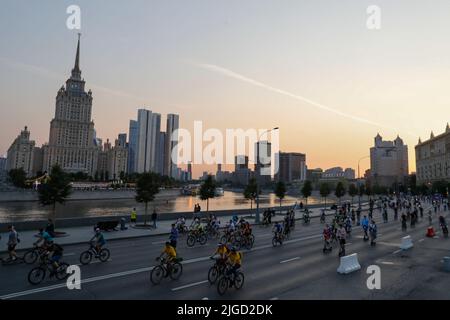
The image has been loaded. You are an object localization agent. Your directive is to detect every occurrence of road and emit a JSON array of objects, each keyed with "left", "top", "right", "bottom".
[{"left": 1, "top": 205, "right": 450, "bottom": 300}]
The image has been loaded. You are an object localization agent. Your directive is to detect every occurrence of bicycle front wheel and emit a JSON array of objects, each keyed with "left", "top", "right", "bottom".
[
  {"left": 99, "top": 249, "right": 110, "bottom": 262},
  {"left": 187, "top": 235, "right": 196, "bottom": 247},
  {"left": 150, "top": 266, "right": 165, "bottom": 285},
  {"left": 28, "top": 267, "right": 46, "bottom": 285},
  {"left": 217, "top": 276, "right": 228, "bottom": 296},
  {"left": 208, "top": 266, "right": 219, "bottom": 284},
  {"left": 80, "top": 251, "right": 92, "bottom": 265},
  {"left": 234, "top": 272, "right": 245, "bottom": 290},
  {"left": 199, "top": 234, "right": 207, "bottom": 246},
  {"left": 23, "top": 249, "right": 38, "bottom": 265},
  {"left": 56, "top": 263, "right": 69, "bottom": 280},
  {"left": 169, "top": 263, "right": 183, "bottom": 280}
]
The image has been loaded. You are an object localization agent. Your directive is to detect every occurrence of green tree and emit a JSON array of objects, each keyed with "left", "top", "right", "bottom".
[
  {"left": 301, "top": 180, "right": 313, "bottom": 207},
  {"left": 365, "top": 182, "right": 373, "bottom": 200},
  {"left": 135, "top": 172, "right": 161, "bottom": 226},
  {"left": 243, "top": 178, "right": 258, "bottom": 211},
  {"left": 358, "top": 184, "right": 366, "bottom": 206},
  {"left": 335, "top": 181, "right": 346, "bottom": 204},
  {"left": 8, "top": 168, "right": 27, "bottom": 188},
  {"left": 319, "top": 182, "right": 331, "bottom": 209},
  {"left": 274, "top": 181, "right": 286, "bottom": 213},
  {"left": 348, "top": 183, "right": 358, "bottom": 206},
  {"left": 37, "top": 165, "right": 72, "bottom": 223},
  {"left": 199, "top": 175, "right": 216, "bottom": 212}
]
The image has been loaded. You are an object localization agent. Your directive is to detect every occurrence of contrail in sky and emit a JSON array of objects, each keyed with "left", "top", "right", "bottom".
[{"left": 194, "top": 62, "right": 418, "bottom": 137}]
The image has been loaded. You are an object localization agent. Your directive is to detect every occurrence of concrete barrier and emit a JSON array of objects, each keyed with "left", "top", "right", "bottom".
[
  {"left": 400, "top": 236, "right": 413, "bottom": 250},
  {"left": 443, "top": 257, "right": 450, "bottom": 272},
  {"left": 337, "top": 253, "right": 361, "bottom": 274}
]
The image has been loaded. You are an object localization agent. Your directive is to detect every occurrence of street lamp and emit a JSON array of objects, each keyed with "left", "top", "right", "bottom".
[{"left": 255, "top": 127, "right": 279, "bottom": 224}]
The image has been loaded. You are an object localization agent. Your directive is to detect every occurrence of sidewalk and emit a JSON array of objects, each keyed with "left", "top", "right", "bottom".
[{"left": 0, "top": 203, "right": 368, "bottom": 253}]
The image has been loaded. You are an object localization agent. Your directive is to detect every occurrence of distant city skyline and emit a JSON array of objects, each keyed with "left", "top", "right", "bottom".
[{"left": 2, "top": 1, "right": 450, "bottom": 178}]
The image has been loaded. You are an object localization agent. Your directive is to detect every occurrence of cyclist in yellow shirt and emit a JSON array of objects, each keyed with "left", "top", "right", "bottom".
[
  {"left": 159, "top": 242, "right": 177, "bottom": 264},
  {"left": 210, "top": 243, "right": 229, "bottom": 266},
  {"left": 226, "top": 247, "right": 242, "bottom": 278}
]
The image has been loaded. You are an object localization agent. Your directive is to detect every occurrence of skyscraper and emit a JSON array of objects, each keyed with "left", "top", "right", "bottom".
[
  {"left": 42, "top": 35, "right": 99, "bottom": 176},
  {"left": 255, "top": 141, "right": 272, "bottom": 186},
  {"left": 127, "top": 120, "right": 138, "bottom": 174},
  {"left": 165, "top": 114, "right": 179, "bottom": 178},
  {"left": 6, "top": 126, "right": 36, "bottom": 177},
  {"left": 274, "top": 152, "right": 307, "bottom": 183}
]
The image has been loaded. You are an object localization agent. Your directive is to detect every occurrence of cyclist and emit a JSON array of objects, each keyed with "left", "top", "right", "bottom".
[
  {"left": 344, "top": 217, "right": 352, "bottom": 236},
  {"left": 46, "top": 242, "right": 64, "bottom": 275},
  {"left": 361, "top": 215, "right": 369, "bottom": 241},
  {"left": 169, "top": 223, "right": 179, "bottom": 248},
  {"left": 323, "top": 224, "right": 332, "bottom": 252},
  {"left": 7, "top": 225, "right": 18, "bottom": 261},
  {"left": 34, "top": 228, "right": 53, "bottom": 251},
  {"left": 226, "top": 246, "right": 242, "bottom": 280},
  {"left": 273, "top": 221, "right": 283, "bottom": 241},
  {"left": 337, "top": 224, "right": 346, "bottom": 257},
  {"left": 368, "top": 219, "right": 378, "bottom": 246},
  {"left": 159, "top": 241, "right": 177, "bottom": 264},
  {"left": 210, "top": 243, "right": 229, "bottom": 269},
  {"left": 90, "top": 228, "right": 106, "bottom": 257}
]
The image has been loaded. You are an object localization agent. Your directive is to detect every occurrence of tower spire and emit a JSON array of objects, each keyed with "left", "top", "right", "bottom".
[{"left": 71, "top": 33, "right": 82, "bottom": 80}]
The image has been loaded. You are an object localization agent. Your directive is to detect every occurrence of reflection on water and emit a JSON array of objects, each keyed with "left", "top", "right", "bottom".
[{"left": 0, "top": 190, "right": 334, "bottom": 223}]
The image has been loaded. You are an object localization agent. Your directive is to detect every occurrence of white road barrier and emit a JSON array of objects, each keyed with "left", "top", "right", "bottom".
[
  {"left": 443, "top": 257, "right": 450, "bottom": 272},
  {"left": 337, "top": 253, "right": 361, "bottom": 274},
  {"left": 400, "top": 236, "right": 413, "bottom": 250}
]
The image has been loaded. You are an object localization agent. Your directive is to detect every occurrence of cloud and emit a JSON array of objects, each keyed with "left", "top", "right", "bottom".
[{"left": 193, "top": 62, "right": 418, "bottom": 137}]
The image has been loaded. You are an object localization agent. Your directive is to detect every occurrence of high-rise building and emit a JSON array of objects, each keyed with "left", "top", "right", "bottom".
[
  {"left": 136, "top": 109, "right": 161, "bottom": 173},
  {"left": 42, "top": 35, "right": 99, "bottom": 176},
  {"left": 274, "top": 152, "right": 306, "bottom": 183},
  {"left": 6, "top": 126, "right": 36, "bottom": 177},
  {"left": 165, "top": 114, "right": 180, "bottom": 178},
  {"left": 415, "top": 124, "right": 450, "bottom": 184},
  {"left": 255, "top": 141, "right": 272, "bottom": 186},
  {"left": 187, "top": 161, "right": 192, "bottom": 181},
  {"left": 157, "top": 132, "right": 166, "bottom": 175},
  {"left": 117, "top": 133, "right": 127, "bottom": 147},
  {"left": 235, "top": 155, "right": 249, "bottom": 171},
  {"left": 127, "top": 120, "right": 138, "bottom": 174},
  {"left": 370, "top": 134, "right": 409, "bottom": 187},
  {"left": 107, "top": 135, "right": 128, "bottom": 180},
  {"left": 0, "top": 157, "right": 6, "bottom": 172},
  {"left": 32, "top": 147, "right": 44, "bottom": 176}
]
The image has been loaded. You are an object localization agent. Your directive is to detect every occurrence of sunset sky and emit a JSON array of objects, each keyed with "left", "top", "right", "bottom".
[{"left": 1, "top": 0, "right": 450, "bottom": 178}]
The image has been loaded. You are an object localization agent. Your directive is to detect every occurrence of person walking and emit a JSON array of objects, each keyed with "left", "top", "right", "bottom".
[
  {"left": 7, "top": 225, "right": 19, "bottom": 261},
  {"left": 151, "top": 209, "right": 158, "bottom": 229},
  {"left": 369, "top": 219, "right": 378, "bottom": 246},
  {"left": 130, "top": 208, "right": 137, "bottom": 226}
]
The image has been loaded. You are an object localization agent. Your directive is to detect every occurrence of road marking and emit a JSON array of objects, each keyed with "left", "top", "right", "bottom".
[
  {"left": 172, "top": 280, "right": 208, "bottom": 291},
  {"left": 65, "top": 253, "right": 75, "bottom": 257},
  {"left": 280, "top": 257, "right": 301, "bottom": 264},
  {"left": 392, "top": 249, "right": 402, "bottom": 254},
  {"left": 151, "top": 241, "right": 166, "bottom": 245},
  {"left": 270, "top": 297, "right": 279, "bottom": 300},
  {"left": 380, "top": 261, "right": 395, "bottom": 265},
  {"left": 418, "top": 239, "right": 425, "bottom": 243},
  {"left": 76, "top": 259, "right": 112, "bottom": 266},
  {"left": 345, "top": 243, "right": 352, "bottom": 246},
  {"left": 0, "top": 266, "right": 154, "bottom": 300},
  {"left": 377, "top": 242, "right": 399, "bottom": 247}
]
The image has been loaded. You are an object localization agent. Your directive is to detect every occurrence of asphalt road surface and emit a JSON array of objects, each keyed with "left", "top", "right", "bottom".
[{"left": 1, "top": 206, "right": 450, "bottom": 300}]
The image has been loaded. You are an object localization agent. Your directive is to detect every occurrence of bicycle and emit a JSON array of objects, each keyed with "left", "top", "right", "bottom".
[
  {"left": 27, "top": 255, "right": 69, "bottom": 285},
  {"left": 233, "top": 233, "right": 255, "bottom": 250},
  {"left": 217, "top": 266, "right": 244, "bottom": 296},
  {"left": 23, "top": 244, "right": 48, "bottom": 265},
  {"left": 272, "top": 232, "right": 285, "bottom": 247},
  {"left": 208, "top": 257, "right": 227, "bottom": 284},
  {"left": 187, "top": 229, "right": 208, "bottom": 247},
  {"left": 150, "top": 257, "right": 183, "bottom": 285},
  {"left": 80, "top": 242, "right": 110, "bottom": 265}
]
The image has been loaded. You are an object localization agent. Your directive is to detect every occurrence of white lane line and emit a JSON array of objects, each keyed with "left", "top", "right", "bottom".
[
  {"left": 392, "top": 249, "right": 402, "bottom": 254},
  {"left": 171, "top": 280, "right": 208, "bottom": 291},
  {"left": 345, "top": 243, "right": 352, "bottom": 246},
  {"left": 0, "top": 266, "right": 154, "bottom": 300},
  {"left": 380, "top": 261, "right": 395, "bottom": 265},
  {"left": 418, "top": 239, "right": 425, "bottom": 243},
  {"left": 280, "top": 257, "right": 301, "bottom": 264},
  {"left": 76, "top": 259, "right": 112, "bottom": 266},
  {"left": 0, "top": 233, "right": 322, "bottom": 299},
  {"left": 270, "top": 297, "right": 279, "bottom": 300},
  {"left": 377, "top": 242, "right": 399, "bottom": 247},
  {"left": 65, "top": 253, "right": 75, "bottom": 257},
  {"left": 151, "top": 241, "right": 166, "bottom": 245}
]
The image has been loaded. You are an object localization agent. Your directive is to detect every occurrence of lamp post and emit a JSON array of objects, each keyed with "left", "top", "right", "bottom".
[
  {"left": 358, "top": 155, "right": 370, "bottom": 180},
  {"left": 255, "top": 127, "right": 279, "bottom": 224}
]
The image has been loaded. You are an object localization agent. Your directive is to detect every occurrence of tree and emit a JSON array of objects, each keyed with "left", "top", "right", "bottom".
[
  {"left": 319, "top": 182, "right": 331, "bottom": 209},
  {"left": 119, "top": 171, "right": 126, "bottom": 182},
  {"left": 135, "top": 172, "right": 161, "bottom": 226},
  {"left": 365, "top": 182, "right": 373, "bottom": 200},
  {"left": 301, "top": 180, "right": 313, "bottom": 207},
  {"left": 348, "top": 183, "right": 358, "bottom": 206},
  {"left": 335, "top": 181, "right": 346, "bottom": 204},
  {"left": 199, "top": 175, "right": 216, "bottom": 212},
  {"left": 274, "top": 181, "right": 286, "bottom": 213},
  {"left": 37, "top": 165, "right": 72, "bottom": 223},
  {"left": 8, "top": 168, "right": 27, "bottom": 188},
  {"left": 243, "top": 178, "right": 258, "bottom": 211}
]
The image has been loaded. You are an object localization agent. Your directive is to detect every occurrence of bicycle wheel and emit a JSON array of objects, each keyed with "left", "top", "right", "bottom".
[
  {"left": 150, "top": 266, "right": 165, "bottom": 285},
  {"left": 99, "top": 249, "right": 110, "bottom": 262},
  {"left": 217, "top": 276, "right": 228, "bottom": 296},
  {"left": 199, "top": 234, "right": 207, "bottom": 245},
  {"left": 187, "top": 235, "right": 196, "bottom": 247},
  {"left": 56, "top": 263, "right": 69, "bottom": 280},
  {"left": 23, "top": 249, "right": 38, "bottom": 265},
  {"left": 234, "top": 272, "right": 245, "bottom": 290},
  {"left": 249, "top": 234, "right": 255, "bottom": 245},
  {"left": 79, "top": 251, "right": 92, "bottom": 265},
  {"left": 220, "top": 235, "right": 228, "bottom": 244},
  {"left": 272, "top": 237, "right": 279, "bottom": 247},
  {"left": 169, "top": 262, "right": 183, "bottom": 280},
  {"left": 208, "top": 266, "right": 219, "bottom": 284},
  {"left": 28, "top": 267, "right": 46, "bottom": 285}
]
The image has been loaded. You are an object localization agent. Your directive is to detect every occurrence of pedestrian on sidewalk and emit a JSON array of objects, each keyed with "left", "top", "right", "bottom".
[
  {"left": 169, "top": 223, "right": 179, "bottom": 248},
  {"left": 7, "top": 225, "right": 19, "bottom": 261},
  {"left": 151, "top": 209, "right": 158, "bottom": 229},
  {"left": 130, "top": 208, "right": 137, "bottom": 226}
]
